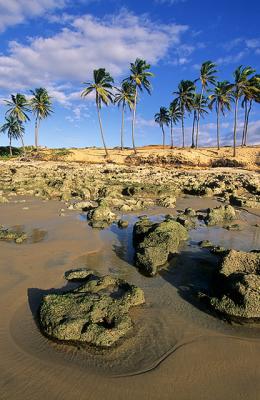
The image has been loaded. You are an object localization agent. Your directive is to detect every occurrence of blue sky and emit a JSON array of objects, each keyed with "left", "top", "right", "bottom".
[{"left": 0, "top": 0, "right": 260, "bottom": 148}]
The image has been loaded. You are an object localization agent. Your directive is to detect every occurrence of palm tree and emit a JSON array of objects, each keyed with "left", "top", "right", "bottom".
[
  {"left": 30, "top": 88, "right": 53, "bottom": 148},
  {"left": 241, "top": 74, "right": 260, "bottom": 146},
  {"left": 173, "top": 80, "right": 195, "bottom": 148},
  {"left": 81, "top": 68, "right": 114, "bottom": 157},
  {"left": 154, "top": 107, "right": 171, "bottom": 148},
  {"left": 208, "top": 81, "right": 233, "bottom": 150},
  {"left": 190, "top": 94, "right": 208, "bottom": 148},
  {"left": 232, "top": 66, "right": 255, "bottom": 157},
  {"left": 114, "top": 82, "right": 135, "bottom": 150},
  {"left": 124, "top": 58, "right": 154, "bottom": 154},
  {"left": 4, "top": 93, "right": 30, "bottom": 150},
  {"left": 0, "top": 116, "right": 25, "bottom": 156},
  {"left": 169, "top": 99, "right": 182, "bottom": 148},
  {"left": 195, "top": 61, "right": 217, "bottom": 148}
]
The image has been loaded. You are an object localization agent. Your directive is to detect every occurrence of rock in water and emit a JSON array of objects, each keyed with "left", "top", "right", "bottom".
[
  {"left": 39, "top": 269, "right": 145, "bottom": 348},
  {"left": 205, "top": 205, "right": 236, "bottom": 226},
  {"left": 210, "top": 250, "right": 260, "bottom": 321},
  {"left": 87, "top": 200, "right": 117, "bottom": 228},
  {"left": 133, "top": 216, "right": 188, "bottom": 276}
]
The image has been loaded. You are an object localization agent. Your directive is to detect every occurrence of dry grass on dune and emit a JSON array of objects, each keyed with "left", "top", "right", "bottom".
[{"left": 31, "top": 145, "right": 260, "bottom": 170}]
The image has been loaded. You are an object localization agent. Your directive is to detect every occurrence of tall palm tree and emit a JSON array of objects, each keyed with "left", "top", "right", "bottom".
[
  {"left": 241, "top": 74, "right": 260, "bottom": 146},
  {"left": 173, "top": 80, "right": 195, "bottom": 148},
  {"left": 208, "top": 81, "right": 233, "bottom": 150},
  {"left": 30, "top": 88, "right": 53, "bottom": 148},
  {"left": 190, "top": 93, "right": 208, "bottom": 148},
  {"left": 124, "top": 58, "right": 154, "bottom": 154},
  {"left": 0, "top": 116, "right": 25, "bottom": 156},
  {"left": 4, "top": 93, "right": 30, "bottom": 150},
  {"left": 154, "top": 107, "right": 171, "bottom": 148},
  {"left": 114, "top": 81, "right": 135, "bottom": 150},
  {"left": 169, "top": 99, "right": 182, "bottom": 148},
  {"left": 232, "top": 66, "right": 255, "bottom": 157},
  {"left": 195, "top": 61, "right": 217, "bottom": 148},
  {"left": 81, "top": 68, "right": 114, "bottom": 157}
]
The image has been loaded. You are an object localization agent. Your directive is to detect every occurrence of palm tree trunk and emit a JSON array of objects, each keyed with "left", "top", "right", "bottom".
[
  {"left": 96, "top": 103, "right": 109, "bottom": 158},
  {"left": 196, "top": 86, "right": 204, "bottom": 148},
  {"left": 162, "top": 125, "right": 165, "bottom": 148},
  {"left": 132, "top": 87, "right": 138, "bottom": 154},
  {"left": 191, "top": 111, "right": 196, "bottom": 148},
  {"left": 241, "top": 99, "right": 247, "bottom": 146},
  {"left": 233, "top": 97, "right": 239, "bottom": 157},
  {"left": 121, "top": 102, "right": 125, "bottom": 151},
  {"left": 181, "top": 112, "right": 185, "bottom": 148},
  {"left": 244, "top": 100, "right": 252, "bottom": 146},
  {"left": 35, "top": 117, "right": 38, "bottom": 148},
  {"left": 20, "top": 135, "right": 25, "bottom": 154},
  {"left": 170, "top": 119, "right": 173, "bottom": 149},
  {"left": 217, "top": 102, "right": 220, "bottom": 150},
  {"left": 9, "top": 136, "right": 12, "bottom": 156}
]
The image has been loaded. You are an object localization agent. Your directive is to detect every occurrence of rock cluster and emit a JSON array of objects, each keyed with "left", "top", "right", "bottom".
[{"left": 39, "top": 269, "right": 145, "bottom": 348}]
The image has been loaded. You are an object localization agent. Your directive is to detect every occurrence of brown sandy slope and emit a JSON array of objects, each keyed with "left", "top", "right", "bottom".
[{"left": 24, "top": 145, "right": 260, "bottom": 170}]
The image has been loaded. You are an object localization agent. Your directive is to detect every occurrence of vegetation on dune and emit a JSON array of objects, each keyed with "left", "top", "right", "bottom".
[{"left": 0, "top": 58, "right": 259, "bottom": 159}]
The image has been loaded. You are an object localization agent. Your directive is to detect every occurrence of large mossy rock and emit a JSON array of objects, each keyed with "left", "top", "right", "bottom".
[
  {"left": 210, "top": 250, "right": 260, "bottom": 321},
  {"left": 205, "top": 205, "right": 236, "bottom": 226},
  {"left": 39, "top": 269, "right": 145, "bottom": 348},
  {"left": 133, "top": 216, "right": 188, "bottom": 276}
]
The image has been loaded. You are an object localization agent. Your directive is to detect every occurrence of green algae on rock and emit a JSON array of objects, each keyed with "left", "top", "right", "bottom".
[
  {"left": 133, "top": 217, "right": 188, "bottom": 276},
  {"left": 205, "top": 205, "right": 236, "bottom": 226},
  {"left": 210, "top": 250, "right": 260, "bottom": 321},
  {"left": 0, "top": 225, "right": 27, "bottom": 243},
  {"left": 87, "top": 200, "right": 117, "bottom": 228},
  {"left": 39, "top": 269, "right": 145, "bottom": 348}
]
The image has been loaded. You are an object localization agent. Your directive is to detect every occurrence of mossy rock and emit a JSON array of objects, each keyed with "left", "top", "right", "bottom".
[
  {"left": 133, "top": 217, "right": 188, "bottom": 276},
  {"left": 39, "top": 269, "right": 145, "bottom": 348},
  {"left": 209, "top": 250, "right": 260, "bottom": 321},
  {"left": 0, "top": 226, "right": 27, "bottom": 243},
  {"left": 205, "top": 205, "right": 236, "bottom": 226}
]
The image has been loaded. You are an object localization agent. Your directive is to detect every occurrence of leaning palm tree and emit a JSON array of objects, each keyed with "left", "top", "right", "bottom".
[
  {"left": 0, "top": 116, "right": 25, "bottom": 156},
  {"left": 154, "top": 107, "right": 171, "bottom": 148},
  {"left": 81, "top": 68, "right": 114, "bottom": 158},
  {"left": 124, "top": 58, "right": 154, "bottom": 154},
  {"left": 232, "top": 66, "right": 255, "bottom": 157},
  {"left": 173, "top": 80, "right": 195, "bottom": 148},
  {"left": 114, "top": 81, "right": 135, "bottom": 150},
  {"left": 195, "top": 61, "right": 217, "bottom": 148},
  {"left": 30, "top": 88, "right": 53, "bottom": 148},
  {"left": 241, "top": 74, "right": 260, "bottom": 146},
  {"left": 208, "top": 81, "right": 233, "bottom": 150},
  {"left": 169, "top": 99, "right": 182, "bottom": 148},
  {"left": 190, "top": 94, "right": 208, "bottom": 148}
]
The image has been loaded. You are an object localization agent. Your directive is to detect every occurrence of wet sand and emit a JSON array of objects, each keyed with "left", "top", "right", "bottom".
[{"left": 0, "top": 196, "right": 260, "bottom": 400}]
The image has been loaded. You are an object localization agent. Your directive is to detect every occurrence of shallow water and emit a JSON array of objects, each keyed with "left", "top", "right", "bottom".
[{"left": 0, "top": 196, "right": 260, "bottom": 400}]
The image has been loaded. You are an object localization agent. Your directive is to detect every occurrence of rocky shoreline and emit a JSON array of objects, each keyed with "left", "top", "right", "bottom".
[{"left": 0, "top": 160, "right": 259, "bottom": 347}]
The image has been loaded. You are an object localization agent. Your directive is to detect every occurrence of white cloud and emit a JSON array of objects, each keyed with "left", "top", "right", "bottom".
[
  {"left": 0, "top": 0, "right": 67, "bottom": 32},
  {"left": 216, "top": 50, "right": 247, "bottom": 66},
  {"left": 0, "top": 10, "right": 188, "bottom": 104}
]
